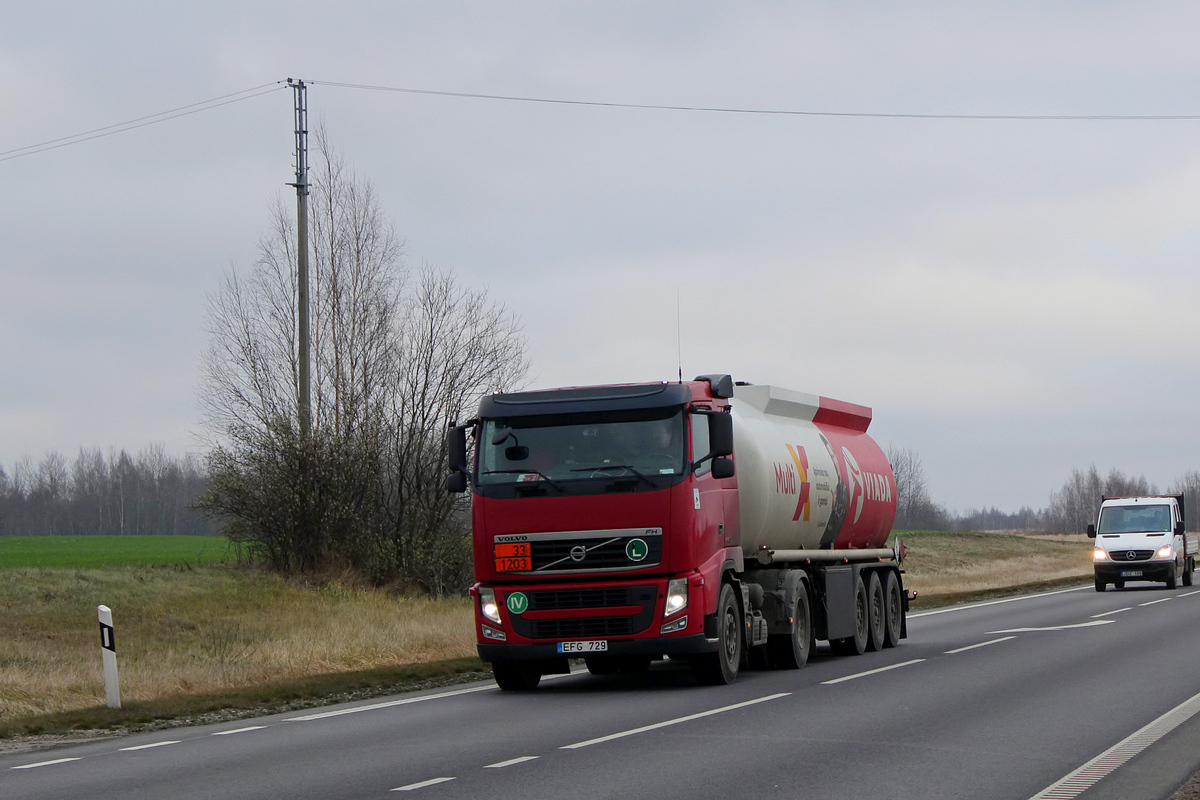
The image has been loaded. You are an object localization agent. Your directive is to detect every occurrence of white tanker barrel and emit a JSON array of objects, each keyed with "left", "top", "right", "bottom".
[{"left": 729, "top": 384, "right": 897, "bottom": 557}]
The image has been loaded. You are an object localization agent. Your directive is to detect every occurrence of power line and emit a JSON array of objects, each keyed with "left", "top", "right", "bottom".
[
  {"left": 309, "top": 79, "right": 1200, "bottom": 121},
  {"left": 0, "top": 82, "right": 288, "bottom": 163}
]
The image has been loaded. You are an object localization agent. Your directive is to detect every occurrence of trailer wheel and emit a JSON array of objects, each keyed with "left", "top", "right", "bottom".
[
  {"left": 694, "top": 583, "right": 742, "bottom": 685},
  {"left": 831, "top": 575, "right": 869, "bottom": 656},
  {"left": 767, "top": 583, "right": 813, "bottom": 669},
  {"left": 866, "top": 572, "right": 886, "bottom": 652},
  {"left": 492, "top": 662, "right": 541, "bottom": 691},
  {"left": 883, "top": 570, "right": 903, "bottom": 648}
]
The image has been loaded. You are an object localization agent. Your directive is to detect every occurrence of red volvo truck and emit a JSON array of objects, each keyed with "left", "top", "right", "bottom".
[{"left": 446, "top": 374, "right": 907, "bottom": 690}]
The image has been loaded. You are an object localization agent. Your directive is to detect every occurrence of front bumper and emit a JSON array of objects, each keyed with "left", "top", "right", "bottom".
[
  {"left": 1095, "top": 561, "right": 1176, "bottom": 582},
  {"left": 479, "top": 632, "right": 717, "bottom": 663}
]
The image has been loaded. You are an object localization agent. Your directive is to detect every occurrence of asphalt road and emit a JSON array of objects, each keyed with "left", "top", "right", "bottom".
[{"left": 7, "top": 583, "right": 1200, "bottom": 800}]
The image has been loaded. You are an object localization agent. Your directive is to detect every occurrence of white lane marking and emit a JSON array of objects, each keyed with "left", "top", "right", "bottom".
[
  {"left": 211, "top": 726, "right": 267, "bottom": 735},
  {"left": 392, "top": 777, "right": 456, "bottom": 791},
  {"left": 988, "top": 620, "right": 1114, "bottom": 634},
  {"left": 909, "top": 586, "right": 1090, "bottom": 618},
  {"left": 1027, "top": 688, "right": 1200, "bottom": 799},
  {"left": 287, "top": 685, "right": 492, "bottom": 721},
  {"left": 1180, "top": 590, "right": 1200, "bottom": 597},
  {"left": 484, "top": 756, "right": 539, "bottom": 768},
  {"left": 561, "top": 692, "right": 790, "bottom": 749},
  {"left": 120, "top": 740, "right": 181, "bottom": 751},
  {"left": 945, "top": 636, "right": 1015, "bottom": 654},
  {"left": 1092, "top": 607, "right": 1132, "bottom": 618},
  {"left": 821, "top": 659, "right": 925, "bottom": 685},
  {"left": 10, "top": 757, "right": 82, "bottom": 770},
  {"left": 1139, "top": 597, "right": 1173, "bottom": 607}
]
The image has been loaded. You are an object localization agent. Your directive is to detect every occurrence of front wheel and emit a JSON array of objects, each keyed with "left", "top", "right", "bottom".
[
  {"left": 1094, "top": 576, "right": 1106, "bottom": 592},
  {"left": 1185, "top": 559, "right": 1194, "bottom": 587},
  {"left": 694, "top": 583, "right": 743, "bottom": 685},
  {"left": 492, "top": 661, "right": 541, "bottom": 691}
]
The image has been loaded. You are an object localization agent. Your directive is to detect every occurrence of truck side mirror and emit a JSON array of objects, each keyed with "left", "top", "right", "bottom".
[
  {"left": 1086, "top": 524, "right": 1096, "bottom": 539},
  {"left": 446, "top": 424, "right": 468, "bottom": 493},
  {"left": 708, "top": 412, "right": 733, "bottom": 458},
  {"left": 711, "top": 456, "right": 735, "bottom": 479},
  {"left": 445, "top": 472, "right": 467, "bottom": 493}
]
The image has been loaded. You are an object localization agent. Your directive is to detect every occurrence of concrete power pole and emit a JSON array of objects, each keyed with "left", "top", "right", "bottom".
[{"left": 287, "top": 78, "right": 312, "bottom": 437}]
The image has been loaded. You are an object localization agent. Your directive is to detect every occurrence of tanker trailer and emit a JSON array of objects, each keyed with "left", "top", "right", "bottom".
[{"left": 446, "top": 374, "right": 907, "bottom": 690}]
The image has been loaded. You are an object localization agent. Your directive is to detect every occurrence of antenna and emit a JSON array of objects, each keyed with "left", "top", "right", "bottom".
[{"left": 676, "top": 287, "right": 682, "bottom": 383}]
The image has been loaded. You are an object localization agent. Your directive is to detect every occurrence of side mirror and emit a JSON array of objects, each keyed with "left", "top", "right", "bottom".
[
  {"left": 1086, "top": 524, "right": 1096, "bottom": 539},
  {"left": 1176, "top": 522, "right": 1185, "bottom": 536},
  {"left": 445, "top": 472, "right": 467, "bottom": 493},
  {"left": 711, "top": 456, "right": 735, "bottom": 479},
  {"left": 708, "top": 412, "right": 733, "bottom": 458},
  {"left": 446, "top": 424, "right": 468, "bottom": 493}
]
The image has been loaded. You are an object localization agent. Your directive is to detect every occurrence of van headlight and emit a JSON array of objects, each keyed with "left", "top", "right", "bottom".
[
  {"left": 479, "top": 587, "right": 502, "bottom": 625},
  {"left": 1157, "top": 544, "right": 1174, "bottom": 559},
  {"left": 664, "top": 578, "right": 688, "bottom": 617},
  {"left": 1093, "top": 549, "right": 1109, "bottom": 561}
]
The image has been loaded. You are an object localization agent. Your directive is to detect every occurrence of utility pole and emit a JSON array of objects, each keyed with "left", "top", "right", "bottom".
[{"left": 287, "top": 78, "right": 311, "bottom": 437}]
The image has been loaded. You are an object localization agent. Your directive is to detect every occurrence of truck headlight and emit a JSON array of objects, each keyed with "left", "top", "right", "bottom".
[
  {"left": 1093, "top": 549, "right": 1108, "bottom": 561},
  {"left": 664, "top": 578, "right": 688, "bottom": 617},
  {"left": 479, "top": 587, "right": 502, "bottom": 625},
  {"left": 1157, "top": 544, "right": 1174, "bottom": 559}
]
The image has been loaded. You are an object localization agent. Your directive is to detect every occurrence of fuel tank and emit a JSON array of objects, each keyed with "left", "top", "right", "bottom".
[{"left": 730, "top": 384, "right": 897, "bottom": 553}]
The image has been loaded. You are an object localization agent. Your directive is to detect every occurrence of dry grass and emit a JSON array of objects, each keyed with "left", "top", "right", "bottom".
[
  {"left": 0, "top": 565, "right": 474, "bottom": 721},
  {"left": 895, "top": 530, "right": 1092, "bottom": 598}
]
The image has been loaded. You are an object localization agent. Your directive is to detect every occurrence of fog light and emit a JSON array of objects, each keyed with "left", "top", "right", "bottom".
[
  {"left": 1093, "top": 549, "right": 1108, "bottom": 561},
  {"left": 482, "top": 625, "right": 507, "bottom": 641},
  {"left": 664, "top": 578, "right": 688, "bottom": 617},
  {"left": 479, "top": 587, "right": 502, "bottom": 625},
  {"left": 660, "top": 616, "right": 688, "bottom": 635}
]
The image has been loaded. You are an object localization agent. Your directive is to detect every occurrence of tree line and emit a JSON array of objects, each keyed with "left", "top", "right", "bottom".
[{"left": 0, "top": 446, "right": 214, "bottom": 537}]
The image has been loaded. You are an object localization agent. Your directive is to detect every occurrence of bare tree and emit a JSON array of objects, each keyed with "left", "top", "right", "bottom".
[
  {"left": 886, "top": 445, "right": 947, "bottom": 530},
  {"left": 1044, "top": 466, "right": 1157, "bottom": 533}
]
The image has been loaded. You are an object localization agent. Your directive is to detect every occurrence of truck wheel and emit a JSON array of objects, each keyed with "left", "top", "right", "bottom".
[
  {"left": 831, "top": 575, "right": 870, "bottom": 656},
  {"left": 492, "top": 661, "right": 541, "bottom": 691},
  {"left": 694, "top": 583, "right": 742, "bottom": 685},
  {"left": 1094, "top": 576, "right": 1105, "bottom": 592},
  {"left": 883, "top": 571, "right": 903, "bottom": 648},
  {"left": 585, "top": 656, "right": 650, "bottom": 676},
  {"left": 767, "top": 583, "right": 813, "bottom": 669},
  {"left": 866, "top": 572, "right": 886, "bottom": 652}
]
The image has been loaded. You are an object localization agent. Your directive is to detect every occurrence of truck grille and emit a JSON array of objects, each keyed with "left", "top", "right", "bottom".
[
  {"left": 531, "top": 536, "right": 661, "bottom": 572},
  {"left": 531, "top": 617, "right": 634, "bottom": 638},
  {"left": 529, "top": 587, "right": 634, "bottom": 610},
  {"left": 508, "top": 585, "right": 658, "bottom": 641},
  {"left": 1110, "top": 550, "right": 1155, "bottom": 562}
]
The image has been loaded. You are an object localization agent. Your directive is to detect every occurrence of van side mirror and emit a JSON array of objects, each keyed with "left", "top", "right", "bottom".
[
  {"left": 711, "top": 456, "right": 735, "bottom": 479},
  {"left": 1086, "top": 524, "right": 1096, "bottom": 539},
  {"left": 708, "top": 412, "right": 733, "bottom": 458},
  {"left": 1176, "top": 521, "right": 1185, "bottom": 536}
]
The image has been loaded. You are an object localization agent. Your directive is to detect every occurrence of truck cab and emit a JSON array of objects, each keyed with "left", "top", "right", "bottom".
[{"left": 1088, "top": 495, "right": 1195, "bottom": 591}]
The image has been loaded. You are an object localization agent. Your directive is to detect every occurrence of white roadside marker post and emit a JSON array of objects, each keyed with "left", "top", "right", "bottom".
[{"left": 97, "top": 605, "right": 121, "bottom": 709}]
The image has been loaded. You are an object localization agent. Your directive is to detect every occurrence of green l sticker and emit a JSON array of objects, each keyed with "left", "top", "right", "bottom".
[
  {"left": 626, "top": 539, "right": 648, "bottom": 562},
  {"left": 506, "top": 592, "right": 528, "bottom": 615}
]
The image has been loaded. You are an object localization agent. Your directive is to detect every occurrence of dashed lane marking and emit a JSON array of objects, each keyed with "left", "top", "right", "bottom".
[
  {"left": 1027, "top": 688, "right": 1200, "bottom": 799},
  {"left": 988, "top": 620, "right": 1113, "bottom": 634},
  {"left": 1139, "top": 597, "right": 1173, "bottom": 607},
  {"left": 119, "top": 741, "right": 180, "bottom": 751},
  {"left": 908, "top": 586, "right": 1090, "bottom": 618},
  {"left": 1092, "top": 607, "right": 1132, "bottom": 618},
  {"left": 484, "top": 756, "right": 539, "bottom": 768},
  {"left": 561, "top": 693, "right": 790, "bottom": 749},
  {"left": 211, "top": 726, "right": 267, "bottom": 735},
  {"left": 820, "top": 659, "right": 925, "bottom": 685},
  {"left": 945, "top": 636, "right": 1015, "bottom": 654},
  {"left": 392, "top": 777, "right": 456, "bottom": 791},
  {"left": 287, "top": 686, "right": 493, "bottom": 721},
  {"left": 10, "top": 757, "right": 81, "bottom": 770}
]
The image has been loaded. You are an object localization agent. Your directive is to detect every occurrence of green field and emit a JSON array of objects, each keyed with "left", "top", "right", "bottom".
[{"left": 0, "top": 535, "right": 236, "bottom": 569}]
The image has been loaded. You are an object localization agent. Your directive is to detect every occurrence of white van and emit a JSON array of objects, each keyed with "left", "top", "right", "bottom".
[{"left": 1088, "top": 495, "right": 1196, "bottom": 591}]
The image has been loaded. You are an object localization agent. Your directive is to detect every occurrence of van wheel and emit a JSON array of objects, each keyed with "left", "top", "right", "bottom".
[
  {"left": 1094, "top": 577, "right": 1106, "bottom": 592},
  {"left": 1185, "top": 560, "right": 1194, "bottom": 587},
  {"left": 1114, "top": 579, "right": 1125, "bottom": 589},
  {"left": 694, "top": 583, "right": 742, "bottom": 685},
  {"left": 1167, "top": 569, "right": 1178, "bottom": 590}
]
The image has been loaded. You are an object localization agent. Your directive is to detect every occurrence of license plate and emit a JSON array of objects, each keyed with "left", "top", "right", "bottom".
[
  {"left": 557, "top": 640, "right": 608, "bottom": 654},
  {"left": 1121, "top": 570, "right": 1143, "bottom": 577}
]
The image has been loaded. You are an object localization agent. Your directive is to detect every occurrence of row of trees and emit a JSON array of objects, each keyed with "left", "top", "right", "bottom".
[{"left": 0, "top": 445, "right": 213, "bottom": 537}]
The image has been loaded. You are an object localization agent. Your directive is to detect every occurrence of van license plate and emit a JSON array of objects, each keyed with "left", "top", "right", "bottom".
[
  {"left": 1121, "top": 570, "right": 1143, "bottom": 577},
  {"left": 557, "top": 640, "right": 607, "bottom": 654}
]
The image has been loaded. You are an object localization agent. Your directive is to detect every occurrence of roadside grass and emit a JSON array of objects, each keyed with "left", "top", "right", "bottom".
[
  {"left": 0, "top": 535, "right": 236, "bottom": 569},
  {"left": 0, "top": 529, "right": 1094, "bottom": 742}
]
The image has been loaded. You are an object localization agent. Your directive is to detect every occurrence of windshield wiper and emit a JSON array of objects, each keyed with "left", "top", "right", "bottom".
[
  {"left": 480, "top": 469, "right": 564, "bottom": 492},
  {"left": 569, "top": 464, "right": 656, "bottom": 488}
]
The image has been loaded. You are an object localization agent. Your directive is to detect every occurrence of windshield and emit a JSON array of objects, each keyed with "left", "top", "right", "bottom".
[
  {"left": 478, "top": 408, "right": 686, "bottom": 485},
  {"left": 1097, "top": 504, "right": 1172, "bottom": 534}
]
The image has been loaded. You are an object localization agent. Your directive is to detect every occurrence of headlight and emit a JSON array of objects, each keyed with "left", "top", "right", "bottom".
[
  {"left": 479, "top": 587, "right": 502, "bottom": 625},
  {"left": 1093, "top": 548, "right": 1109, "bottom": 561},
  {"left": 1157, "top": 544, "right": 1174, "bottom": 559},
  {"left": 664, "top": 578, "right": 688, "bottom": 617}
]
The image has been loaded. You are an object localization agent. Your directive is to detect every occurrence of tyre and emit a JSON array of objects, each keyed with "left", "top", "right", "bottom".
[
  {"left": 694, "top": 582, "right": 743, "bottom": 685},
  {"left": 585, "top": 657, "right": 650, "bottom": 676},
  {"left": 1114, "top": 579, "right": 1125, "bottom": 589},
  {"left": 1167, "top": 566, "right": 1178, "bottom": 590},
  {"left": 883, "top": 570, "right": 903, "bottom": 648},
  {"left": 1094, "top": 576, "right": 1106, "bottom": 592},
  {"left": 1185, "top": 560, "right": 1194, "bottom": 587},
  {"left": 831, "top": 574, "right": 869, "bottom": 656},
  {"left": 492, "top": 661, "right": 541, "bottom": 691},
  {"left": 766, "top": 582, "right": 813, "bottom": 669},
  {"left": 866, "top": 572, "right": 886, "bottom": 652}
]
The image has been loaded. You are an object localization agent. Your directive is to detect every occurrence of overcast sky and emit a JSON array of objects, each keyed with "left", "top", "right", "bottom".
[{"left": 3, "top": 2, "right": 1199, "bottom": 513}]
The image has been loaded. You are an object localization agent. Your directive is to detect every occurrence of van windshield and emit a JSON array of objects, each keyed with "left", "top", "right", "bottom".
[
  {"left": 477, "top": 408, "right": 686, "bottom": 485},
  {"left": 1097, "top": 504, "right": 1172, "bottom": 534}
]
